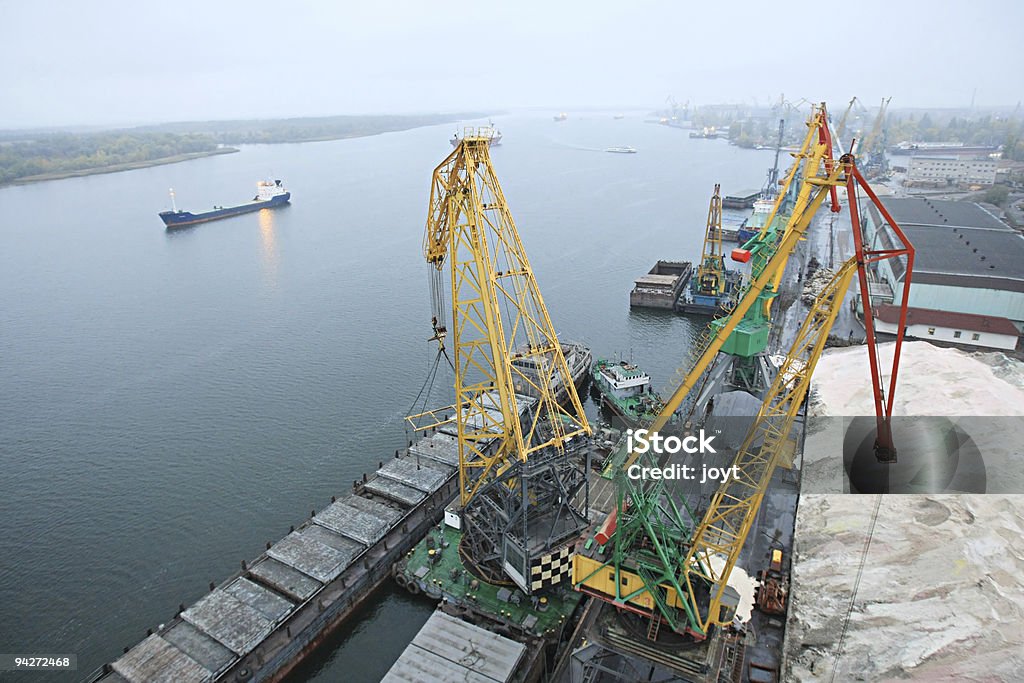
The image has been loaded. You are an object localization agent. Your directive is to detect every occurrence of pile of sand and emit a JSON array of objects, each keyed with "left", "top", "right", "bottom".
[
  {"left": 784, "top": 341, "right": 1024, "bottom": 682},
  {"left": 785, "top": 495, "right": 1024, "bottom": 682},
  {"left": 809, "top": 341, "right": 1024, "bottom": 417}
]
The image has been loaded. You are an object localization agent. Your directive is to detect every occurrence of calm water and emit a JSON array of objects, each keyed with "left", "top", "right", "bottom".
[{"left": 0, "top": 113, "right": 773, "bottom": 681}]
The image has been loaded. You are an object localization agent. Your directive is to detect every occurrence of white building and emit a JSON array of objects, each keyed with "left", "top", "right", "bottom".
[
  {"left": 861, "top": 198, "right": 1024, "bottom": 332},
  {"left": 906, "top": 155, "right": 997, "bottom": 186},
  {"left": 874, "top": 304, "right": 1018, "bottom": 351}
]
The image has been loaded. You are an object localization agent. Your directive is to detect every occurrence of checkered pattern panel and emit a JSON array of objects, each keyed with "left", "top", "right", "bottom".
[{"left": 529, "top": 543, "right": 574, "bottom": 591}]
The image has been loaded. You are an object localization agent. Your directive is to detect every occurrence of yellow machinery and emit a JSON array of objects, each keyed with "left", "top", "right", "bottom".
[
  {"left": 857, "top": 96, "right": 892, "bottom": 174},
  {"left": 694, "top": 184, "right": 726, "bottom": 298},
  {"left": 576, "top": 142, "right": 851, "bottom": 633},
  {"left": 835, "top": 96, "right": 859, "bottom": 145},
  {"left": 576, "top": 101, "right": 914, "bottom": 635},
  {"left": 408, "top": 131, "right": 591, "bottom": 592},
  {"left": 574, "top": 258, "right": 857, "bottom": 633},
  {"left": 676, "top": 259, "right": 857, "bottom": 633},
  {"left": 620, "top": 104, "right": 838, "bottom": 472}
]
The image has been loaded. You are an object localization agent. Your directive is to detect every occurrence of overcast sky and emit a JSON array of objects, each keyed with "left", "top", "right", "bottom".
[{"left": 2, "top": 0, "right": 1021, "bottom": 128}]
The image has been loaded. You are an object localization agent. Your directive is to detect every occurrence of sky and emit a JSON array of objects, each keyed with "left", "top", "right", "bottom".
[{"left": 2, "top": 0, "right": 1022, "bottom": 128}]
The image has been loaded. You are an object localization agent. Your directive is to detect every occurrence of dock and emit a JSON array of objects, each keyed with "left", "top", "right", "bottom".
[{"left": 628, "top": 260, "right": 692, "bottom": 310}]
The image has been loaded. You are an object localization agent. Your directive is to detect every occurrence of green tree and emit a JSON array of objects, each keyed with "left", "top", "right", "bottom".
[{"left": 983, "top": 184, "right": 1010, "bottom": 206}]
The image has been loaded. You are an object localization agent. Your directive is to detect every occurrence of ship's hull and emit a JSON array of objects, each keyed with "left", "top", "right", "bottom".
[{"left": 159, "top": 192, "right": 290, "bottom": 228}]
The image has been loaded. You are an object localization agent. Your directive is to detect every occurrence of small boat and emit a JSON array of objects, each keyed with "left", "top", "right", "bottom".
[
  {"left": 159, "top": 180, "right": 290, "bottom": 229},
  {"left": 590, "top": 359, "right": 665, "bottom": 428},
  {"left": 554, "top": 113, "right": 568, "bottom": 122},
  {"left": 605, "top": 146, "right": 637, "bottom": 154},
  {"left": 613, "top": 114, "right": 625, "bottom": 120}
]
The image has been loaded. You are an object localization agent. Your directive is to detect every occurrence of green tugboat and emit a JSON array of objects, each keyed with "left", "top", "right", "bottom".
[{"left": 590, "top": 358, "right": 665, "bottom": 428}]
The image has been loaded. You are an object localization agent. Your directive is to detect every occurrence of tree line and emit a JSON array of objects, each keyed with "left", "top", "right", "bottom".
[
  {"left": 0, "top": 112, "right": 484, "bottom": 184},
  {"left": 0, "top": 132, "right": 219, "bottom": 183}
]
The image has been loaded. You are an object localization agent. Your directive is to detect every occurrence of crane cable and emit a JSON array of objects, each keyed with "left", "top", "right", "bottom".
[
  {"left": 829, "top": 494, "right": 882, "bottom": 682},
  {"left": 403, "top": 344, "right": 455, "bottom": 447}
]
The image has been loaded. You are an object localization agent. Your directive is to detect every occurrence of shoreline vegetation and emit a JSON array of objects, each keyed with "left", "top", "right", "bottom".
[{"left": 0, "top": 112, "right": 486, "bottom": 186}]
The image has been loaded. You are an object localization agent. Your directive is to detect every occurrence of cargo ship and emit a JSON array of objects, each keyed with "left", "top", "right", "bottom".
[
  {"left": 159, "top": 180, "right": 290, "bottom": 229},
  {"left": 590, "top": 358, "right": 665, "bottom": 428}
]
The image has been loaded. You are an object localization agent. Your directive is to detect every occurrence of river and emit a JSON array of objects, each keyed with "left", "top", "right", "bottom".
[{"left": 0, "top": 112, "right": 775, "bottom": 681}]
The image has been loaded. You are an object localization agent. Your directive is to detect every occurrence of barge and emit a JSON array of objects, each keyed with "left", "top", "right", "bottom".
[
  {"left": 87, "top": 392, "right": 539, "bottom": 683},
  {"left": 628, "top": 260, "right": 692, "bottom": 310}
]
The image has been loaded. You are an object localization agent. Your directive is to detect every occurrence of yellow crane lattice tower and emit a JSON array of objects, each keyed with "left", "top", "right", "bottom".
[
  {"left": 417, "top": 131, "right": 590, "bottom": 506},
  {"left": 695, "top": 184, "right": 726, "bottom": 297}
]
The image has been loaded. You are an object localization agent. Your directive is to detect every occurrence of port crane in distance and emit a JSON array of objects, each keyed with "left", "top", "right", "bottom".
[
  {"left": 857, "top": 96, "right": 892, "bottom": 177},
  {"left": 835, "top": 96, "right": 859, "bottom": 144},
  {"left": 574, "top": 102, "right": 915, "bottom": 638},
  {"left": 405, "top": 129, "right": 592, "bottom": 594}
]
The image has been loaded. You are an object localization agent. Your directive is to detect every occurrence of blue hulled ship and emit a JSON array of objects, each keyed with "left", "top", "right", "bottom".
[{"left": 159, "top": 180, "right": 291, "bottom": 228}]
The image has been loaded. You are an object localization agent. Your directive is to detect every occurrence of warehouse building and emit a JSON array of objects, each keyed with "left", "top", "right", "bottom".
[
  {"left": 874, "top": 305, "right": 1019, "bottom": 351},
  {"left": 905, "top": 155, "right": 998, "bottom": 187},
  {"left": 861, "top": 198, "right": 1024, "bottom": 346}
]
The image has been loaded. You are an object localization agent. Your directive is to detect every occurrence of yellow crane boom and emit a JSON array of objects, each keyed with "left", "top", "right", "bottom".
[
  {"left": 695, "top": 184, "right": 726, "bottom": 297},
  {"left": 415, "top": 130, "right": 590, "bottom": 506},
  {"left": 680, "top": 258, "right": 857, "bottom": 633},
  {"left": 618, "top": 105, "right": 838, "bottom": 473}
]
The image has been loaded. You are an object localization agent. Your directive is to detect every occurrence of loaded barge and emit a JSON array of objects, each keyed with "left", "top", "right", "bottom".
[
  {"left": 87, "top": 331, "right": 593, "bottom": 683},
  {"left": 86, "top": 392, "right": 540, "bottom": 683},
  {"left": 628, "top": 260, "right": 692, "bottom": 311}
]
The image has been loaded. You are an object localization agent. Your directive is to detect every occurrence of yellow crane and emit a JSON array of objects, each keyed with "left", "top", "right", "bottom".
[
  {"left": 575, "top": 105, "right": 915, "bottom": 636},
  {"left": 857, "top": 96, "right": 891, "bottom": 169},
  {"left": 677, "top": 259, "right": 857, "bottom": 633},
  {"left": 614, "top": 104, "right": 838, "bottom": 476},
  {"left": 835, "top": 96, "right": 859, "bottom": 144},
  {"left": 694, "top": 184, "right": 726, "bottom": 298},
  {"left": 407, "top": 130, "right": 592, "bottom": 593},
  {"left": 409, "top": 130, "right": 590, "bottom": 505}
]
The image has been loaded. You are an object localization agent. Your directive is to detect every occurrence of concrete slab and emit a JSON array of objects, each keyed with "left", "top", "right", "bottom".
[
  {"left": 224, "top": 577, "right": 294, "bottom": 622},
  {"left": 379, "top": 457, "right": 450, "bottom": 493},
  {"left": 111, "top": 634, "right": 211, "bottom": 683},
  {"left": 382, "top": 610, "right": 525, "bottom": 683},
  {"left": 162, "top": 621, "right": 236, "bottom": 676},
  {"left": 266, "top": 530, "right": 352, "bottom": 584},
  {"left": 409, "top": 432, "right": 461, "bottom": 468},
  {"left": 364, "top": 477, "right": 427, "bottom": 506},
  {"left": 314, "top": 499, "right": 393, "bottom": 545},
  {"left": 181, "top": 589, "right": 274, "bottom": 656},
  {"left": 247, "top": 557, "right": 322, "bottom": 602},
  {"left": 344, "top": 494, "right": 404, "bottom": 526}
]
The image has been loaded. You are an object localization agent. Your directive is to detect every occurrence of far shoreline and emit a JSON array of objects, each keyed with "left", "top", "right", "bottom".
[
  {"left": 6, "top": 147, "right": 240, "bottom": 186},
  {"left": 2, "top": 112, "right": 491, "bottom": 188}
]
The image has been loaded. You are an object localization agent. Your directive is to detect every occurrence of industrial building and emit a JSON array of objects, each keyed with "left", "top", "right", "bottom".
[
  {"left": 862, "top": 198, "right": 1024, "bottom": 343},
  {"left": 905, "top": 155, "right": 998, "bottom": 187},
  {"left": 874, "top": 304, "right": 1019, "bottom": 351}
]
